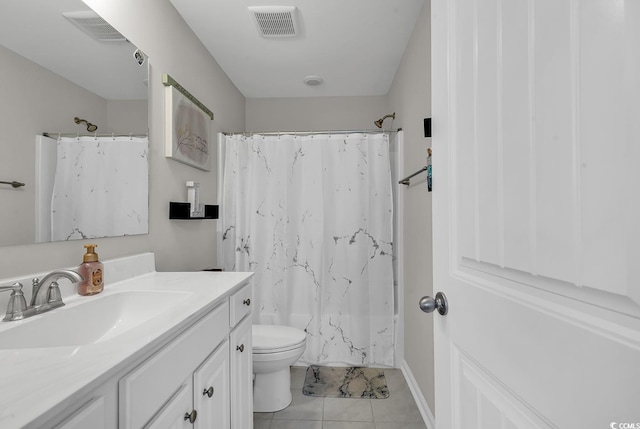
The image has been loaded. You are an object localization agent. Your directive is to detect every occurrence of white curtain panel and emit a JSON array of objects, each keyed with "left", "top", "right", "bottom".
[
  {"left": 51, "top": 136, "right": 148, "bottom": 241},
  {"left": 222, "top": 133, "right": 394, "bottom": 366}
]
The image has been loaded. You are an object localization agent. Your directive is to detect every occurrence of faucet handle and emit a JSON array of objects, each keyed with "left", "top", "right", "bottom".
[
  {"left": 1, "top": 283, "right": 28, "bottom": 322},
  {"left": 47, "top": 281, "right": 63, "bottom": 305}
]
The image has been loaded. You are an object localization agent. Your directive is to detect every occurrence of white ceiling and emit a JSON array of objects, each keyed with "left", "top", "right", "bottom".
[
  {"left": 0, "top": 0, "right": 424, "bottom": 101},
  {"left": 0, "top": 0, "right": 147, "bottom": 100},
  {"left": 169, "top": 0, "right": 426, "bottom": 98}
]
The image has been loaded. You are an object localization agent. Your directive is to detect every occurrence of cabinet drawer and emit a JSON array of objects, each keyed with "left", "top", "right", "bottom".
[
  {"left": 229, "top": 282, "right": 252, "bottom": 327},
  {"left": 119, "top": 303, "right": 229, "bottom": 429}
]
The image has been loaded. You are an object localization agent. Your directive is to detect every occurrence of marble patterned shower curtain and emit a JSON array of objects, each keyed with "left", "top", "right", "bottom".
[
  {"left": 221, "top": 133, "right": 394, "bottom": 366},
  {"left": 51, "top": 136, "right": 148, "bottom": 241}
]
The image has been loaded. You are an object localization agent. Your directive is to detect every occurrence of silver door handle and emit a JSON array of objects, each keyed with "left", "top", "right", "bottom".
[{"left": 419, "top": 292, "right": 448, "bottom": 315}]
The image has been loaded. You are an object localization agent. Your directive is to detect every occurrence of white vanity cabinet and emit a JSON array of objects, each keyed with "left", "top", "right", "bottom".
[
  {"left": 43, "top": 378, "right": 118, "bottom": 429},
  {"left": 0, "top": 256, "right": 255, "bottom": 429},
  {"left": 119, "top": 281, "right": 253, "bottom": 429},
  {"left": 52, "top": 389, "right": 115, "bottom": 429},
  {"left": 53, "top": 397, "right": 108, "bottom": 429}
]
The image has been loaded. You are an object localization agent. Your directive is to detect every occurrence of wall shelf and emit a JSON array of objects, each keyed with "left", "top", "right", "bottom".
[{"left": 169, "top": 202, "right": 219, "bottom": 220}]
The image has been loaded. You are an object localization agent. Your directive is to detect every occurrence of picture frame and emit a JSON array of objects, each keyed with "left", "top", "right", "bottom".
[{"left": 163, "top": 74, "right": 214, "bottom": 171}]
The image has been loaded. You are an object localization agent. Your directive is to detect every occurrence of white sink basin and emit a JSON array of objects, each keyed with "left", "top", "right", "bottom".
[{"left": 0, "top": 290, "right": 191, "bottom": 349}]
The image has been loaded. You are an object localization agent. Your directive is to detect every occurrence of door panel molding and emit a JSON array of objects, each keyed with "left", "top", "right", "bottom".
[
  {"left": 452, "top": 264, "right": 640, "bottom": 348},
  {"left": 459, "top": 258, "right": 640, "bottom": 319},
  {"left": 452, "top": 346, "right": 554, "bottom": 429}
]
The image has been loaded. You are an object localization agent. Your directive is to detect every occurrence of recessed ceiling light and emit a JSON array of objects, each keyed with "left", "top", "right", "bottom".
[{"left": 303, "top": 76, "right": 323, "bottom": 86}]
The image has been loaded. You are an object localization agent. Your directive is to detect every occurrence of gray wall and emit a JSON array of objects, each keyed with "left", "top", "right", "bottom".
[
  {"left": 0, "top": 0, "right": 245, "bottom": 277},
  {"left": 246, "top": 96, "right": 390, "bottom": 132},
  {"left": 105, "top": 100, "right": 149, "bottom": 135},
  {"left": 388, "top": 2, "right": 435, "bottom": 414}
]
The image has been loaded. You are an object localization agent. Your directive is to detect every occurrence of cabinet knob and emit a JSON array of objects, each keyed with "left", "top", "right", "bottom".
[
  {"left": 184, "top": 409, "right": 197, "bottom": 424},
  {"left": 243, "top": 298, "right": 251, "bottom": 306},
  {"left": 236, "top": 344, "right": 245, "bottom": 353},
  {"left": 203, "top": 386, "right": 214, "bottom": 398}
]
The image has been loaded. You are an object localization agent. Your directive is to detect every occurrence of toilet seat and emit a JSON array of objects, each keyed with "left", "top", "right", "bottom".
[{"left": 252, "top": 324, "right": 306, "bottom": 354}]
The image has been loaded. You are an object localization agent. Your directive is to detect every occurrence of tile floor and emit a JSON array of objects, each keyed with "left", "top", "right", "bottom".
[{"left": 254, "top": 367, "right": 428, "bottom": 429}]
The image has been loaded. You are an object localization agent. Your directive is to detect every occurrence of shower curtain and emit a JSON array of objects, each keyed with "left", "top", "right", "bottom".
[
  {"left": 51, "top": 136, "right": 148, "bottom": 241},
  {"left": 221, "top": 132, "right": 394, "bottom": 366}
]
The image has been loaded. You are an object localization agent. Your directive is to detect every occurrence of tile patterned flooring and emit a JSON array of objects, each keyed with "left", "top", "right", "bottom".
[{"left": 254, "top": 367, "right": 428, "bottom": 429}]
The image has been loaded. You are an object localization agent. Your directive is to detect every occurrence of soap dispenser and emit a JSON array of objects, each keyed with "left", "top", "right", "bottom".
[{"left": 78, "top": 244, "right": 104, "bottom": 296}]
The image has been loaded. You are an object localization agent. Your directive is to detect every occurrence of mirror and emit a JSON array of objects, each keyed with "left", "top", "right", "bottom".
[{"left": 0, "top": 0, "right": 149, "bottom": 247}]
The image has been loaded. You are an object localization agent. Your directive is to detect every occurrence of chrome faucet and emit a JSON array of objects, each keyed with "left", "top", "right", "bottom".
[
  {"left": 0, "top": 270, "right": 83, "bottom": 322},
  {"left": 30, "top": 270, "right": 83, "bottom": 308}
]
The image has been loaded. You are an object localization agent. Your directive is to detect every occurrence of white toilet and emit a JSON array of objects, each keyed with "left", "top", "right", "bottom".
[{"left": 252, "top": 324, "right": 307, "bottom": 412}]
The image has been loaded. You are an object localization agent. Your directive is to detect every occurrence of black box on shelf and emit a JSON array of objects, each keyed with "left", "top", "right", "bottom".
[{"left": 169, "top": 202, "right": 219, "bottom": 219}]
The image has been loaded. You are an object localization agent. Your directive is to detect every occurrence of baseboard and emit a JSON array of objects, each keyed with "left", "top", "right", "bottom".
[{"left": 400, "top": 360, "right": 436, "bottom": 429}]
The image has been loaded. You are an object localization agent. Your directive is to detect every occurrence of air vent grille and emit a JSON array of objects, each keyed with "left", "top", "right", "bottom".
[
  {"left": 62, "top": 11, "right": 127, "bottom": 42},
  {"left": 249, "top": 6, "right": 299, "bottom": 38}
]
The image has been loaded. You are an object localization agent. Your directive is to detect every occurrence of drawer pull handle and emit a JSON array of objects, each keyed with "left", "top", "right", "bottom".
[
  {"left": 184, "top": 409, "right": 197, "bottom": 424},
  {"left": 236, "top": 344, "right": 245, "bottom": 353},
  {"left": 203, "top": 386, "right": 214, "bottom": 398},
  {"left": 243, "top": 298, "right": 251, "bottom": 306}
]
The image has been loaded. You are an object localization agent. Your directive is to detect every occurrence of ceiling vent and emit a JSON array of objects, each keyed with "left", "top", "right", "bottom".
[
  {"left": 62, "top": 10, "right": 127, "bottom": 42},
  {"left": 248, "top": 6, "right": 299, "bottom": 38}
]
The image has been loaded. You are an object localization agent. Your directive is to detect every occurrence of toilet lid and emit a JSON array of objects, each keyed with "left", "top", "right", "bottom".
[{"left": 252, "top": 324, "right": 307, "bottom": 354}]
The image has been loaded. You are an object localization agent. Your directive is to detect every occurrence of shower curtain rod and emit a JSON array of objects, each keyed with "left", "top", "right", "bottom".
[
  {"left": 223, "top": 128, "right": 401, "bottom": 136},
  {"left": 42, "top": 132, "right": 148, "bottom": 138}
]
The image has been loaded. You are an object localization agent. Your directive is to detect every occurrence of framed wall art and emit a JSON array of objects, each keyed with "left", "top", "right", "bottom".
[{"left": 163, "top": 74, "right": 214, "bottom": 171}]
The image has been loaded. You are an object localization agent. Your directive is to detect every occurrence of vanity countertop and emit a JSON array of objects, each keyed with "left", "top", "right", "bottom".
[{"left": 0, "top": 254, "right": 252, "bottom": 429}]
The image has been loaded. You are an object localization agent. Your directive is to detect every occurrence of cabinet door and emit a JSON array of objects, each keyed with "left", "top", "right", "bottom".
[
  {"left": 194, "top": 341, "right": 230, "bottom": 429},
  {"left": 230, "top": 316, "right": 253, "bottom": 429},
  {"left": 145, "top": 381, "right": 194, "bottom": 429},
  {"left": 120, "top": 303, "right": 229, "bottom": 429}
]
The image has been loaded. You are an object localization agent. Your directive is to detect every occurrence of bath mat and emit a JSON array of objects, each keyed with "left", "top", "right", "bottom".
[{"left": 302, "top": 365, "right": 389, "bottom": 399}]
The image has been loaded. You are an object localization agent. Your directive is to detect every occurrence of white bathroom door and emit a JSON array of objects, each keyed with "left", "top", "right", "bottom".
[{"left": 431, "top": 0, "right": 640, "bottom": 427}]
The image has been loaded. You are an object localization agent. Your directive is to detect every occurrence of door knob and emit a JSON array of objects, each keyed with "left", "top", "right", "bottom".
[{"left": 419, "top": 292, "right": 448, "bottom": 315}]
